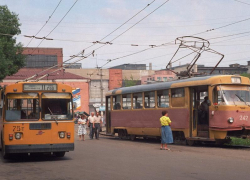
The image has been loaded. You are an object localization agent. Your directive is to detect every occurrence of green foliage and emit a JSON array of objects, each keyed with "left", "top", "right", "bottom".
[
  {"left": 240, "top": 73, "right": 250, "bottom": 79},
  {"left": 123, "top": 75, "right": 137, "bottom": 87},
  {"left": 0, "top": 5, "right": 25, "bottom": 81},
  {"left": 230, "top": 137, "right": 250, "bottom": 146}
]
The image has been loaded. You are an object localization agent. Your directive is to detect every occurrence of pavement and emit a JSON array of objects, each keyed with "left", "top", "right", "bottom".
[{"left": 0, "top": 124, "right": 250, "bottom": 180}]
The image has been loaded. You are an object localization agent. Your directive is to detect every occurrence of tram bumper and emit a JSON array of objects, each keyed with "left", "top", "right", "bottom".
[{"left": 5, "top": 143, "right": 74, "bottom": 154}]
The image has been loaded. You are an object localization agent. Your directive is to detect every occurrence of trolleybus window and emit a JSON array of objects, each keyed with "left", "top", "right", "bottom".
[
  {"left": 144, "top": 91, "right": 155, "bottom": 108},
  {"left": 113, "top": 95, "right": 121, "bottom": 110},
  {"left": 6, "top": 93, "right": 39, "bottom": 121},
  {"left": 213, "top": 85, "right": 250, "bottom": 106},
  {"left": 133, "top": 93, "right": 142, "bottom": 109},
  {"left": 157, "top": 90, "right": 169, "bottom": 108},
  {"left": 41, "top": 93, "right": 73, "bottom": 120},
  {"left": 122, "top": 94, "right": 131, "bottom": 109}
]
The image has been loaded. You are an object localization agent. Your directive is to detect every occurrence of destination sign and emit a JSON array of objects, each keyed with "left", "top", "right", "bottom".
[{"left": 23, "top": 84, "right": 57, "bottom": 91}]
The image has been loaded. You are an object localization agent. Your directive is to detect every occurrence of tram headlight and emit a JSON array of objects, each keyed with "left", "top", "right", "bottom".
[
  {"left": 59, "top": 132, "right": 65, "bottom": 138},
  {"left": 228, "top": 117, "right": 234, "bottom": 124},
  {"left": 15, "top": 133, "right": 21, "bottom": 139}
]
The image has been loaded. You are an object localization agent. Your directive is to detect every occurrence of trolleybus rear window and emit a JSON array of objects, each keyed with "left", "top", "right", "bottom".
[
  {"left": 41, "top": 93, "right": 73, "bottom": 120},
  {"left": 6, "top": 93, "right": 39, "bottom": 121}
]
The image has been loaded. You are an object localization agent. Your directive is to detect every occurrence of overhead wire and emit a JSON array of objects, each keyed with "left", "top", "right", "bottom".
[
  {"left": 100, "top": 14, "right": 250, "bottom": 68},
  {"left": 26, "top": 0, "right": 62, "bottom": 47},
  {"left": 22, "top": 0, "right": 157, "bottom": 81},
  {"left": 234, "top": 0, "right": 250, "bottom": 6}
]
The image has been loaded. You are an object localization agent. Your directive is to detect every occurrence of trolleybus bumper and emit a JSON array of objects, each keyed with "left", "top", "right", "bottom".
[{"left": 5, "top": 143, "right": 74, "bottom": 154}]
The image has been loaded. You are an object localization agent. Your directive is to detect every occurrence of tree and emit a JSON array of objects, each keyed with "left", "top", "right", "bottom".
[
  {"left": 123, "top": 75, "right": 138, "bottom": 87},
  {"left": 241, "top": 73, "right": 250, "bottom": 79},
  {"left": 0, "top": 5, "right": 25, "bottom": 81}
]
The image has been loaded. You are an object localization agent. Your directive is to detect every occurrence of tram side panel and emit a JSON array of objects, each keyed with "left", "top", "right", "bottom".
[{"left": 110, "top": 108, "right": 189, "bottom": 138}]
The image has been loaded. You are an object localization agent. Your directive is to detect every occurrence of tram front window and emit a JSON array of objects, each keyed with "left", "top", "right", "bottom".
[
  {"left": 42, "top": 93, "right": 73, "bottom": 120},
  {"left": 214, "top": 85, "right": 250, "bottom": 105},
  {"left": 5, "top": 93, "right": 39, "bottom": 121}
]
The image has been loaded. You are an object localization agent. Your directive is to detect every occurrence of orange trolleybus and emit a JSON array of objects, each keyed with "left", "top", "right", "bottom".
[
  {"left": 0, "top": 82, "right": 74, "bottom": 158},
  {"left": 105, "top": 75, "right": 250, "bottom": 145}
]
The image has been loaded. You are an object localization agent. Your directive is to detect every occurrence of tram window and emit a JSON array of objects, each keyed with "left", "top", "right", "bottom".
[
  {"left": 113, "top": 95, "right": 121, "bottom": 110},
  {"left": 6, "top": 93, "right": 39, "bottom": 121},
  {"left": 157, "top": 90, "right": 169, "bottom": 108},
  {"left": 171, "top": 88, "right": 185, "bottom": 98},
  {"left": 144, "top": 91, "right": 155, "bottom": 108},
  {"left": 122, "top": 94, "right": 131, "bottom": 109},
  {"left": 133, "top": 93, "right": 142, "bottom": 109}
]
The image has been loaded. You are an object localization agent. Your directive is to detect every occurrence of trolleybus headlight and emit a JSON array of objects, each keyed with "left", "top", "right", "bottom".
[
  {"left": 228, "top": 117, "right": 234, "bottom": 124},
  {"left": 59, "top": 132, "right": 65, "bottom": 138},
  {"left": 15, "top": 133, "right": 21, "bottom": 139}
]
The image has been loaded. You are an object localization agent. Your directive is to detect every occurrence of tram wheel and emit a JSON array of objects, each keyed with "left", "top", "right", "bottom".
[
  {"left": 130, "top": 135, "right": 136, "bottom": 141},
  {"left": 118, "top": 130, "right": 123, "bottom": 139},
  {"left": 186, "top": 140, "right": 195, "bottom": 146},
  {"left": 54, "top": 152, "right": 65, "bottom": 157}
]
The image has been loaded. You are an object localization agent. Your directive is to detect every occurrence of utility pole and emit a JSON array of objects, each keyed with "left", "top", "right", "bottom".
[{"left": 99, "top": 68, "right": 104, "bottom": 106}]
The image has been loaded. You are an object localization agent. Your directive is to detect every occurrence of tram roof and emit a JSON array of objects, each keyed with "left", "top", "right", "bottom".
[{"left": 107, "top": 75, "right": 242, "bottom": 95}]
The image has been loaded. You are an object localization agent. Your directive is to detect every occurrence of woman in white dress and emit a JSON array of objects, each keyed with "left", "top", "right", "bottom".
[{"left": 78, "top": 115, "right": 87, "bottom": 141}]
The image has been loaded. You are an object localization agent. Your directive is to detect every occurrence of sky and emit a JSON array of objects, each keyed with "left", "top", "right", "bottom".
[{"left": 2, "top": 0, "right": 250, "bottom": 70}]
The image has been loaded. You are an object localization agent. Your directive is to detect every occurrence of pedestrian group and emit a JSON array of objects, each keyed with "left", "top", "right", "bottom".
[{"left": 77, "top": 112, "right": 103, "bottom": 141}]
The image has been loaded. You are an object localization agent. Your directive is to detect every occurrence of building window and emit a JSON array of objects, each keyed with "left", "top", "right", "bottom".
[
  {"left": 122, "top": 94, "right": 131, "bottom": 109},
  {"left": 169, "top": 77, "right": 173, "bottom": 80},
  {"left": 144, "top": 91, "right": 155, "bottom": 108},
  {"left": 133, "top": 93, "right": 142, "bottom": 109},
  {"left": 157, "top": 90, "right": 169, "bottom": 108},
  {"left": 113, "top": 95, "right": 121, "bottom": 110},
  {"left": 163, "top": 77, "right": 167, "bottom": 81},
  {"left": 157, "top": 77, "right": 161, "bottom": 81}
]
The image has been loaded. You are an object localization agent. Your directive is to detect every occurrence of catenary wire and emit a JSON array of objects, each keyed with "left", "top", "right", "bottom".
[{"left": 26, "top": 0, "right": 62, "bottom": 47}]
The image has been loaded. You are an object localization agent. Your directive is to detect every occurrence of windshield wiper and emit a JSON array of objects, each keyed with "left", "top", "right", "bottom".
[
  {"left": 235, "top": 94, "right": 248, "bottom": 106},
  {"left": 48, "top": 107, "right": 58, "bottom": 125}
]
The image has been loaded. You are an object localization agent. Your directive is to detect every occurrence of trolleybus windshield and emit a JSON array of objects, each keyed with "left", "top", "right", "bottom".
[
  {"left": 216, "top": 85, "right": 250, "bottom": 106},
  {"left": 5, "top": 93, "right": 39, "bottom": 121},
  {"left": 41, "top": 93, "right": 73, "bottom": 120}
]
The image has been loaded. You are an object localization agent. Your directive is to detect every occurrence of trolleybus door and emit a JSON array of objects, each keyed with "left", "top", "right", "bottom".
[{"left": 189, "top": 88, "right": 198, "bottom": 137}]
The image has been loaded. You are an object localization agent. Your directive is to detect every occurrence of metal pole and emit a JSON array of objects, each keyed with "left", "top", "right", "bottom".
[{"left": 100, "top": 68, "right": 103, "bottom": 106}]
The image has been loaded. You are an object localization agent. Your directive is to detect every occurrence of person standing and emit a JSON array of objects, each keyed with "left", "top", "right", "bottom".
[
  {"left": 78, "top": 115, "right": 87, "bottom": 141},
  {"left": 159, "top": 110, "right": 173, "bottom": 150},
  {"left": 93, "top": 112, "right": 102, "bottom": 140},
  {"left": 87, "top": 112, "right": 95, "bottom": 139}
]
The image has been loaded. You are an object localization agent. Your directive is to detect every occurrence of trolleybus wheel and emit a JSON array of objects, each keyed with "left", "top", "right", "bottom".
[
  {"left": 54, "top": 152, "right": 65, "bottom": 157},
  {"left": 1, "top": 141, "right": 9, "bottom": 159}
]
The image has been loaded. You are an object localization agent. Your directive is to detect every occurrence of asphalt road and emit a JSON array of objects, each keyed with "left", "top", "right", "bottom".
[{"left": 0, "top": 125, "right": 250, "bottom": 180}]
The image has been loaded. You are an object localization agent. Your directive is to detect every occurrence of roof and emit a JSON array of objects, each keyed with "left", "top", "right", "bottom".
[
  {"left": 108, "top": 75, "right": 248, "bottom": 95},
  {"left": 109, "top": 75, "right": 212, "bottom": 95},
  {"left": 4, "top": 68, "right": 88, "bottom": 81}
]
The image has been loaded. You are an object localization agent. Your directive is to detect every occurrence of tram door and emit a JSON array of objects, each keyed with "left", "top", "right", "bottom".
[
  {"left": 106, "top": 96, "right": 111, "bottom": 134},
  {"left": 189, "top": 86, "right": 209, "bottom": 138},
  {"left": 189, "top": 88, "right": 198, "bottom": 137}
]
